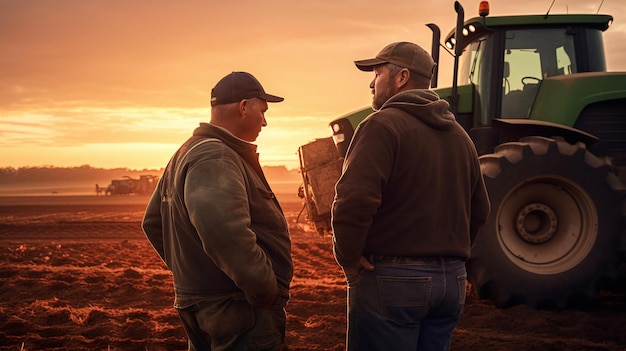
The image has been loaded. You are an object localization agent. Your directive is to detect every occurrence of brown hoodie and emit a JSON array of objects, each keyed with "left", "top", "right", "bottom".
[{"left": 332, "top": 89, "right": 490, "bottom": 267}]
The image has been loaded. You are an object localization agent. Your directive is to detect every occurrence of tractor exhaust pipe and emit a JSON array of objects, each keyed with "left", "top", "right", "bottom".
[
  {"left": 426, "top": 23, "right": 441, "bottom": 88},
  {"left": 451, "top": 1, "right": 465, "bottom": 117}
]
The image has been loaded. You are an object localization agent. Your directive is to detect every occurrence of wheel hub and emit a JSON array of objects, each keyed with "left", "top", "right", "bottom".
[
  {"left": 495, "top": 177, "right": 598, "bottom": 274},
  {"left": 515, "top": 203, "right": 558, "bottom": 244}
]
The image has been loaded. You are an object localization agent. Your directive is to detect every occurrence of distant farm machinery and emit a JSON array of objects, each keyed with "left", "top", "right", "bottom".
[{"left": 101, "top": 175, "right": 158, "bottom": 196}]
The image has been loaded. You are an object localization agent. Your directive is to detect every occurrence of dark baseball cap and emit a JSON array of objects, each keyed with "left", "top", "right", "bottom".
[
  {"left": 210, "top": 71, "right": 284, "bottom": 106},
  {"left": 354, "top": 42, "right": 436, "bottom": 79}
]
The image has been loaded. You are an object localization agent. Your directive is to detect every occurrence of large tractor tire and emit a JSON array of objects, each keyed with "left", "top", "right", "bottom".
[{"left": 468, "top": 136, "right": 625, "bottom": 308}]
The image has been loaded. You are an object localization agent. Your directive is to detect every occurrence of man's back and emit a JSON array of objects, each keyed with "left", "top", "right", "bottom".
[
  {"left": 332, "top": 40, "right": 490, "bottom": 351},
  {"left": 333, "top": 89, "right": 488, "bottom": 263}
]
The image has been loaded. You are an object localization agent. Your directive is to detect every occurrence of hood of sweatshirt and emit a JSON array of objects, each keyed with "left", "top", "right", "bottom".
[{"left": 380, "top": 89, "right": 455, "bottom": 131}]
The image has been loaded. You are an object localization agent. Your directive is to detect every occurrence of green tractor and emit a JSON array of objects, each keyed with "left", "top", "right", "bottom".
[{"left": 297, "top": 1, "right": 626, "bottom": 308}]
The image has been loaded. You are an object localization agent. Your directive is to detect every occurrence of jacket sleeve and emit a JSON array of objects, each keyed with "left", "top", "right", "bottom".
[
  {"left": 185, "top": 156, "right": 278, "bottom": 308},
  {"left": 142, "top": 178, "right": 167, "bottom": 265},
  {"left": 332, "top": 118, "right": 395, "bottom": 267},
  {"left": 470, "top": 168, "right": 491, "bottom": 244}
]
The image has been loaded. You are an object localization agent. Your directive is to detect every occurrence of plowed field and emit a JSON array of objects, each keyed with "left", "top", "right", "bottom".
[{"left": 1, "top": 195, "right": 624, "bottom": 350}]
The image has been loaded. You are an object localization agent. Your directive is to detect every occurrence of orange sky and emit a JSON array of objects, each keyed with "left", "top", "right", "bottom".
[{"left": 2, "top": 0, "right": 625, "bottom": 170}]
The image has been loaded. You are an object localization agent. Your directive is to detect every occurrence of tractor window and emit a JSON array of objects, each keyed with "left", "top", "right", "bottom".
[
  {"left": 459, "top": 35, "right": 493, "bottom": 126},
  {"left": 501, "top": 28, "right": 577, "bottom": 118},
  {"left": 459, "top": 38, "right": 483, "bottom": 86},
  {"left": 585, "top": 29, "right": 607, "bottom": 72}
]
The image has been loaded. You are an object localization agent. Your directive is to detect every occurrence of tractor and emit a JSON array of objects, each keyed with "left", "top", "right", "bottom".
[
  {"left": 105, "top": 175, "right": 158, "bottom": 196},
  {"left": 297, "top": 1, "right": 626, "bottom": 308}
]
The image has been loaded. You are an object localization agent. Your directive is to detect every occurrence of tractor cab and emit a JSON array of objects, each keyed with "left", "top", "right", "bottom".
[
  {"left": 448, "top": 9, "right": 613, "bottom": 129},
  {"left": 329, "top": 3, "right": 616, "bottom": 159}
]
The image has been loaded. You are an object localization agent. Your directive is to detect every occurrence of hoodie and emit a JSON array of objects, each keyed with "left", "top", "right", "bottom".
[{"left": 332, "top": 89, "right": 490, "bottom": 267}]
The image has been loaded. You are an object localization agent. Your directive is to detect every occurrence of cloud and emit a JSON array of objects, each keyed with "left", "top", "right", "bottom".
[
  {"left": 0, "top": 107, "right": 203, "bottom": 147},
  {"left": 1, "top": 0, "right": 625, "bottom": 169}
]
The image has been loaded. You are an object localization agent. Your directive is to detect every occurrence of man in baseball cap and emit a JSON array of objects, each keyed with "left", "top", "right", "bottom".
[
  {"left": 332, "top": 42, "right": 490, "bottom": 351},
  {"left": 143, "top": 71, "right": 293, "bottom": 350}
]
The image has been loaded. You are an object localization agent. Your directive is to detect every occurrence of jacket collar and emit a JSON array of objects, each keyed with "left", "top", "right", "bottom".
[
  {"left": 192, "top": 122, "right": 269, "bottom": 188},
  {"left": 193, "top": 122, "right": 257, "bottom": 155}
]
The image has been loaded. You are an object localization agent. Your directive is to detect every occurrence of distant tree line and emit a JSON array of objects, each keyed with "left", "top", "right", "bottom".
[
  {"left": 0, "top": 165, "right": 300, "bottom": 184},
  {"left": 0, "top": 165, "right": 162, "bottom": 184}
]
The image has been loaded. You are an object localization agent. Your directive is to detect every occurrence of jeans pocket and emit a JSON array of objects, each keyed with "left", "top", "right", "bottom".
[
  {"left": 378, "top": 276, "right": 430, "bottom": 324},
  {"left": 457, "top": 272, "right": 467, "bottom": 305},
  {"left": 194, "top": 298, "right": 255, "bottom": 341}
]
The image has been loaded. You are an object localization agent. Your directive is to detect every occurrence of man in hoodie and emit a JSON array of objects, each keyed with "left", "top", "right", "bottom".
[
  {"left": 142, "top": 71, "right": 293, "bottom": 351},
  {"left": 332, "top": 42, "right": 490, "bottom": 351}
]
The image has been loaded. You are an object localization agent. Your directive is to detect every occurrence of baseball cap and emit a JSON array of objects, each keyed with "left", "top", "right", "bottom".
[
  {"left": 210, "top": 71, "right": 284, "bottom": 106},
  {"left": 354, "top": 42, "right": 436, "bottom": 79}
]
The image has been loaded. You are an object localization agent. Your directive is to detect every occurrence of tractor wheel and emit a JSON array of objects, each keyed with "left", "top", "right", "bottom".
[{"left": 468, "top": 136, "right": 625, "bottom": 308}]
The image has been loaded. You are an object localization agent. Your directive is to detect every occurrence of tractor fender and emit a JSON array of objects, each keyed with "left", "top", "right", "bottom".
[{"left": 492, "top": 118, "right": 598, "bottom": 147}]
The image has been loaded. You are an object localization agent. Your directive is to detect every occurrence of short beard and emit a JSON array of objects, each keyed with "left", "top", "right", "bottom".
[
  {"left": 372, "top": 87, "right": 396, "bottom": 110},
  {"left": 372, "top": 64, "right": 401, "bottom": 110}
]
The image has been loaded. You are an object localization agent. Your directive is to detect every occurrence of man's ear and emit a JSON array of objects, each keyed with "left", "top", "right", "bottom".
[
  {"left": 238, "top": 99, "right": 249, "bottom": 117},
  {"left": 396, "top": 68, "right": 411, "bottom": 88}
]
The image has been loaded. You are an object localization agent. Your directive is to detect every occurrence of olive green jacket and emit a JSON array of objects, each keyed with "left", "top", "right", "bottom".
[{"left": 142, "top": 123, "right": 293, "bottom": 309}]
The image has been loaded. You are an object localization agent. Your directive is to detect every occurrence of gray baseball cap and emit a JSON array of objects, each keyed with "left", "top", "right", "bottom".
[{"left": 354, "top": 42, "right": 436, "bottom": 79}]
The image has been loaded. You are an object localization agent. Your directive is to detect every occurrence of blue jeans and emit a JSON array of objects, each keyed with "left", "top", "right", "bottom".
[
  {"left": 177, "top": 295, "right": 287, "bottom": 351},
  {"left": 346, "top": 256, "right": 467, "bottom": 351}
]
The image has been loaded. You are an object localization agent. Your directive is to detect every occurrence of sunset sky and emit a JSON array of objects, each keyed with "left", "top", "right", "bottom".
[{"left": 2, "top": 0, "right": 625, "bottom": 171}]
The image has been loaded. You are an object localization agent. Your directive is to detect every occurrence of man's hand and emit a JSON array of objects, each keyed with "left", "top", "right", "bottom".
[
  {"left": 357, "top": 256, "right": 375, "bottom": 271},
  {"left": 343, "top": 256, "right": 375, "bottom": 284}
]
